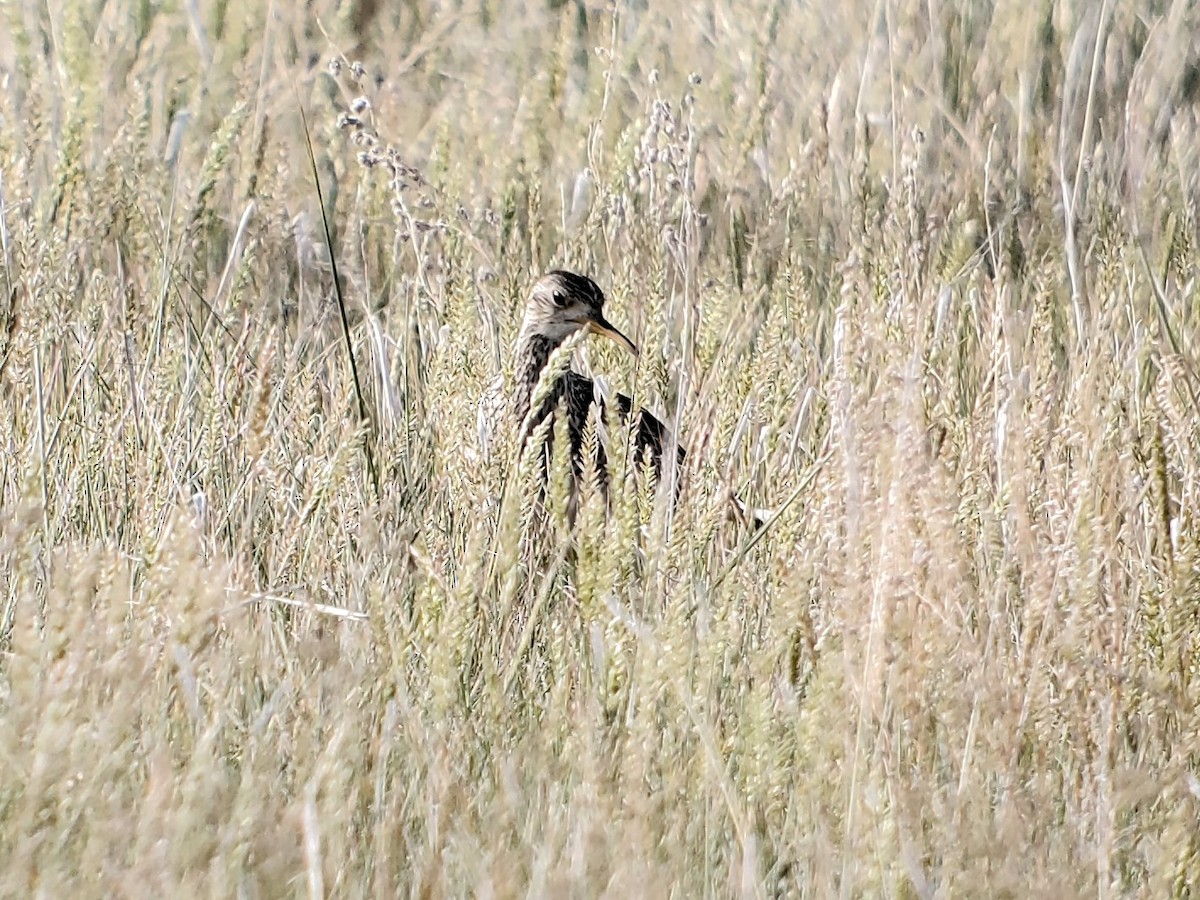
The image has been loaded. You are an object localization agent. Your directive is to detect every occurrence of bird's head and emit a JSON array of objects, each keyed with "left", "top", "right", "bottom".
[{"left": 519, "top": 270, "right": 638, "bottom": 356}]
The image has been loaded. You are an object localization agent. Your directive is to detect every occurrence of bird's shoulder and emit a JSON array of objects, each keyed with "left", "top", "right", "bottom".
[{"left": 614, "top": 394, "right": 685, "bottom": 463}]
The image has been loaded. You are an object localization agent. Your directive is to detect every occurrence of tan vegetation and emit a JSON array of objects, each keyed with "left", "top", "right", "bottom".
[{"left": 2, "top": 0, "right": 1200, "bottom": 895}]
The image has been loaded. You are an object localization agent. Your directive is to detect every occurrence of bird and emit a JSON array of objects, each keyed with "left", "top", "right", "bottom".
[{"left": 481, "top": 269, "right": 684, "bottom": 506}]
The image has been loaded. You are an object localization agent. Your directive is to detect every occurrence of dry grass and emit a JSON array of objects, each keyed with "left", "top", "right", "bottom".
[{"left": 2, "top": 0, "right": 1200, "bottom": 896}]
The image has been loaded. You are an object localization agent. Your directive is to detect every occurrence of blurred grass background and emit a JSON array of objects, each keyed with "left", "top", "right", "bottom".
[{"left": 2, "top": 0, "right": 1200, "bottom": 895}]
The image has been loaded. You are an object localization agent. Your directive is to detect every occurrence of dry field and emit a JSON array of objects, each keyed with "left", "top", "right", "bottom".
[{"left": 2, "top": 0, "right": 1200, "bottom": 896}]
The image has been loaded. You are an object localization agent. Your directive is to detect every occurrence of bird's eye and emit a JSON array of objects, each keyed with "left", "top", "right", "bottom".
[{"left": 552, "top": 291, "right": 570, "bottom": 308}]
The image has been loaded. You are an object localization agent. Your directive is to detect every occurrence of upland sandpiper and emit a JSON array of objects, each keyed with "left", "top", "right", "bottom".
[{"left": 494, "top": 269, "right": 684, "bottom": 498}]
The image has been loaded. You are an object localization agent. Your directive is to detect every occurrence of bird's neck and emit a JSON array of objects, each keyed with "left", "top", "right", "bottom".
[{"left": 512, "top": 330, "right": 565, "bottom": 424}]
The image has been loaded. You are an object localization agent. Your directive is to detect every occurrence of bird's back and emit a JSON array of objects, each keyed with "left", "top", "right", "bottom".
[{"left": 520, "top": 369, "right": 683, "bottom": 494}]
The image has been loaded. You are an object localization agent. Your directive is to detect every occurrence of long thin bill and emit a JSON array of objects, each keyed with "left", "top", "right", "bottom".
[{"left": 589, "top": 316, "right": 639, "bottom": 356}]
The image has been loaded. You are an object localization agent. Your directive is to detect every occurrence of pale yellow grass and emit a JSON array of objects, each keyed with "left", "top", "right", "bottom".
[{"left": 1, "top": 0, "right": 1199, "bottom": 897}]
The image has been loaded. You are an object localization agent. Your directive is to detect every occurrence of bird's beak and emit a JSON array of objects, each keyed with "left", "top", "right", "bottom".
[{"left": 587, "top": 315, "right": 639, "bottom": 356}]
